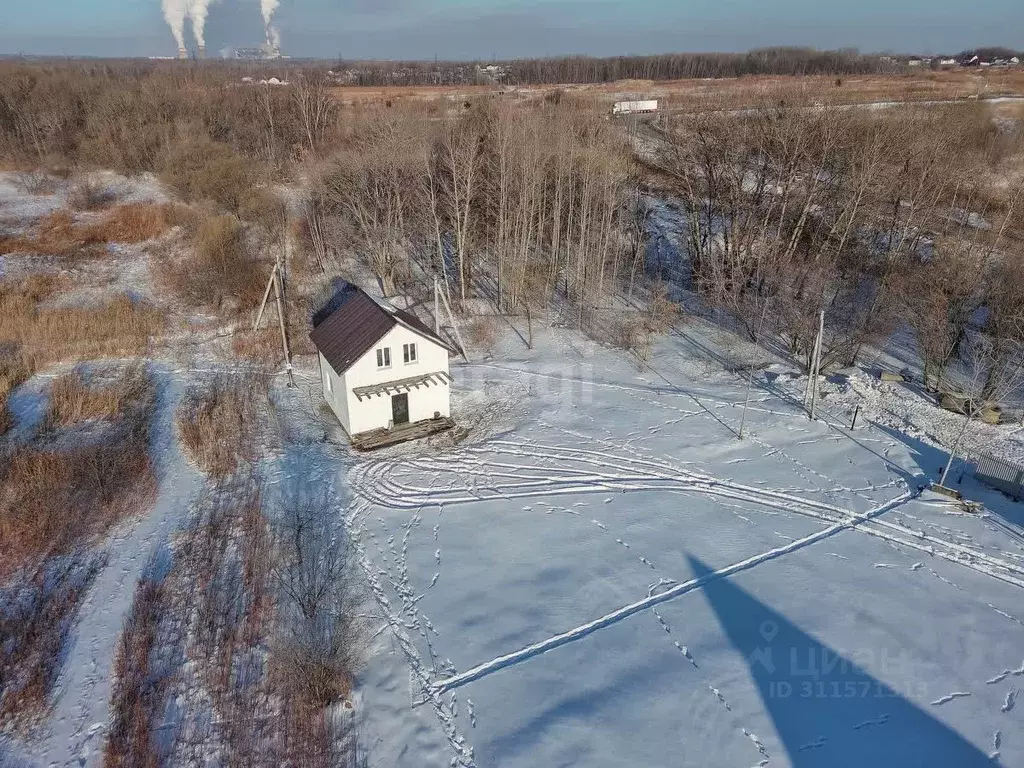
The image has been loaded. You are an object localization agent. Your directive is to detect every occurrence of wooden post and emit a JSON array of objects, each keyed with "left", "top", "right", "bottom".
[
  {"left": 254, "top": 264, "right": 277, "bottom": 331},
  {"left": 939, "top": 411, "right": 972, "bottom": 488},
  {"left": 273, "top": 262, "right": 295, "bottom": 387}
]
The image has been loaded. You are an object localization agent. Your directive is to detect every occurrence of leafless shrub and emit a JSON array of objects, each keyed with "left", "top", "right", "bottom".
[
  {"left": 607, "top": 314, "right": 648, "bottom": 355},
  {"left": 466, "top": 315, "right": 500, "bottom": 354},
  {"left": 154, "top": 478, "right": 283, "bottom": 765},
  {"left": 158, "top": 139, "right": 261, "bottom": 214},
  {"left": 177, "top": 376, "right": 262, "bottom": 477},
  {"left": 937, "top": 328, "right": 1024, "bottom": 485},
  {"left": 271, "top": 483, "right": 365, "bottom": 711},
  {"left": 605, "top": 283, "right": 680, "bottom": 360},
  {"left": 156, "top": 214, "right": 266, "bottom": 312},
  {"left": 67, "top": 176, "right": 117, "bottom": 211},
  {"left": 10, "top": 171, "right": 58, "bottom": 196},
  {"left": 103, "top": 557, "right": 171, "bottom": 768}
]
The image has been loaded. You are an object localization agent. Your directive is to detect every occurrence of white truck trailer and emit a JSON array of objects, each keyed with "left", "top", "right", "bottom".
[{"left": 613, "top": 99, "right": 658, "bottom": 115}]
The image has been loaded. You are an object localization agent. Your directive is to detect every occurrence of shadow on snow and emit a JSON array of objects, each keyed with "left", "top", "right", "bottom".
[{"left": 689, "top": 554, "right": 990, "bottom": 766}]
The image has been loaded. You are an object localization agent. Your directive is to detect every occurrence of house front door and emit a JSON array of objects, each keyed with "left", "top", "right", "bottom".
[{"left": 392, "top": 392, "right": 409, "bottom": 426}]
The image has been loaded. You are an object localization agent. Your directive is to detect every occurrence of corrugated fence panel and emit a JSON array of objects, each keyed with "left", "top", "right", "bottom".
[{"left": 975, "top": 455, "right": 1024, "bottom": 500}]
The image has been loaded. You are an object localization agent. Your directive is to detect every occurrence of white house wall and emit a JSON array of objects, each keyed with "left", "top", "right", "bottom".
[
  {"left": 341, "top": 324, "right": 451, "bottom": 435},
  {"left": 319, "top": 351, "right": 352, "bottom": 433}
]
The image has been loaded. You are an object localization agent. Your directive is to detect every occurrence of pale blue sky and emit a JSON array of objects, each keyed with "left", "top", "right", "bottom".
[{"left": 2, "top": 0, "right": 1022, "bottom": 58}]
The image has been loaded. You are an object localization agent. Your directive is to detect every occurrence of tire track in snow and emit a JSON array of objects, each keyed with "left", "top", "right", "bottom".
[
  {"left": 430, "top": 491, "right": 917, "bottom": 694},
  {"left": 352, "top": 436, "right": 1024, "bottom": 590}
]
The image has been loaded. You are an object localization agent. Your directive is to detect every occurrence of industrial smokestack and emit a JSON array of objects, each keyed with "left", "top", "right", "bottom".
[
  {"left": 261, "top": 0, "right": 281, "bottom": 49},
  {"left": 197, "top": 45, "right": 206, "bottom": 59},
  {"left": 163, "top": 0, "right": 188, "bottom": 54},
  {"left": 186, "top": 0, "right": 219, "bottom": 51},
  {"left": 177, "top": 46, "right": 188, "bottom": 60}
]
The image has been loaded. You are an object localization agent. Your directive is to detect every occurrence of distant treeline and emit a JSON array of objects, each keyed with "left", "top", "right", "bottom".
[{"left": 335, "top": 48, "right": 899, "bottom": 87}]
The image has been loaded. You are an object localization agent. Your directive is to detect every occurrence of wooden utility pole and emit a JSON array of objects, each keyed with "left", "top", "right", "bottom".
[{"left": 254, "top": 251, "right": 295, "bottom": 387}]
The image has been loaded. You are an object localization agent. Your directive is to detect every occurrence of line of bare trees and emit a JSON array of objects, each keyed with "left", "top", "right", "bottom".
[
  {"left": 334, "top": 48, "right": 898, "bottom": 87},
  {"left": 0, "top": 63, "right": 339, "bottom": 172},
  {"left": 4, "top": 62, "right": 1023, "bottom": 396},
  {"left": 312, "top": 98, "right": 634, "bottom": 333},
  {"left": 655, "top": 98, "right": 1024, "bottom": 400}
]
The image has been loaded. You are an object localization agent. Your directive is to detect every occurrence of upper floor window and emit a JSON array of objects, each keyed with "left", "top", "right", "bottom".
[
  {"left": 403, "top": 343, "right": 417, "bottom": 364},
  {"left": 376, "top": 347, "right": 391, "bottom": 368}
]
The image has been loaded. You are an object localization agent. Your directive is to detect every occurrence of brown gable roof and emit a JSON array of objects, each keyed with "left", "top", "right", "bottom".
[{"left": 310, "top": 287, "right": 454, "bottom": 374}]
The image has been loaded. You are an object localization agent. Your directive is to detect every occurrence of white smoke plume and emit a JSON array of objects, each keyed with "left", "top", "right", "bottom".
[
  {"left": 162, "top": 0, "right": 188, "bottom": 50},
  {"left": 261, "top": 0, "right": 281, "bottom": 48},
  {"left": 187, "top": 0, "right": 218, "bottom": 48}
]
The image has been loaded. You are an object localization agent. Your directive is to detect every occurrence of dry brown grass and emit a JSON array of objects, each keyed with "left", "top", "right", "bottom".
[
  {"left": 0, "top": 276, "right": 161, "bottom": 432},
  {"left": 0, "top": 367, "right": 156, "bottom": 579},
  {"left": 231, "top": 327, "right": 282, "bottom": 367},
  {"left": 0, "top": 204, "right": 174, "bottom": 258},
  {"left": 44, "top": 366, "right": 143, "bottom": 432},
  {"left": 0, "top": 554, "right": 104, "bottom": 730},
  {"left": 0, "top": 210, "right": 106, "bottom": 259},
  {"left": 0, "top": 365, "right": 157, "bottom": 729},
  {"left": 466, "top": 315, "right": 500, "bottom": 353},
  {"left": 322, "top": 70, "right": 1024, "bottom": 115},
  {"left": 177, "top": 377, "right": 262, "bottom": 478},
  {"left": 0, "top": 284, "right": 165, "bottom": 371},
  {"left": 155, "top": 214, "right": 267, "bottom": 313},
  {"left": 0, "top": 357, "right": 30, "bottom": 436},
  {"left": 86, "top": 203, "right": 173, "bottom": 244},
  {"left": 104, "top": 564, "right": 170, "bottom": 768}
]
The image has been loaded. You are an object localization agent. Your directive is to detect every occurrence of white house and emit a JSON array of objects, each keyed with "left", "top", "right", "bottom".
[{"left": 310, "top": 286, "right": 455, "bottom": 440}]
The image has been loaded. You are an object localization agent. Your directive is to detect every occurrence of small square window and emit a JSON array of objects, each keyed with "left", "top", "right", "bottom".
[
  {"left": 376, "top": 347, "right": 391, "bottom": 368},
  {"left": 403, "top": 343, "right": 417, "bottom": 364}
]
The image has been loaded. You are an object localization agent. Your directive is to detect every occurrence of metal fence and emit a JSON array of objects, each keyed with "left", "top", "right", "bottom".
[{"left": 975, "top": 455, "right": 1024, "bottom": 500}]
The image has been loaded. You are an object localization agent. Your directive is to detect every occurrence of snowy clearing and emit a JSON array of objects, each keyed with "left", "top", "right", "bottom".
[{"left": 346, "top": 327, "right": 1024, "bottom": 768}]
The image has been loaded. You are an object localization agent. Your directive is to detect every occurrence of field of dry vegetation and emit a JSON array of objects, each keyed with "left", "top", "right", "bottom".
[
  {"left": 1, "top": 56, "right": 1023, "bottom": 764},
  {"left": 0, "top": 364, "right": 157, "bottom": 729},
  {"left": 102, "top": 375, "right": 364, "bottom": 766}
]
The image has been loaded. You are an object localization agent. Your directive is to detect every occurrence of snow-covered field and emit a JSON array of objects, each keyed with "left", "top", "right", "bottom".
[
  {"left": 347, "top": 328, "right": 1024, "bottom": 767},
  {"left": 3, "top": 170, "right": 1024, "bottom": 766}
]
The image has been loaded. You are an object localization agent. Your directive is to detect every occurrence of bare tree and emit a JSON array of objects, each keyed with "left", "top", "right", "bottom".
[
  {"left": 937, "top": 328, "right": 1024, "bottom": 487},
  {"left": 272, "top": 483, "right": 366, "bottom": 709},
  {"left": 318, "top": 119, "right": 424, "bottom": 296},
  {"left": 434, "top": 112, "right": 484, "bottom": 303},
  {"left": 293, "top": 74, "right": 338, "bottom": 155}
]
